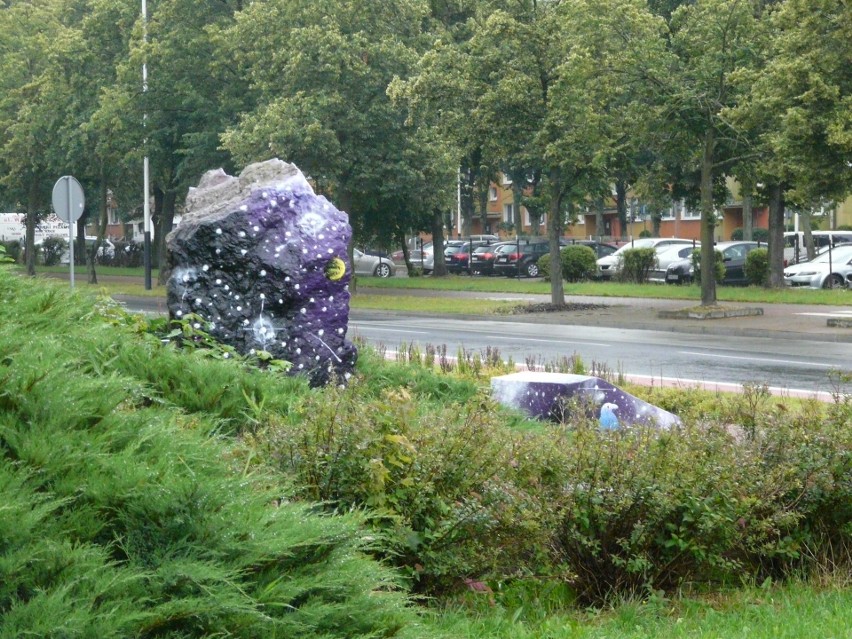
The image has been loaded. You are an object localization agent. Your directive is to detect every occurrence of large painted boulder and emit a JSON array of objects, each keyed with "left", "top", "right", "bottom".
[
  {"left": 491, "top": 371, "right": 680, "bottom": 429},
  {"left": 166, "top": 159, "right": 357, "bottom": 386}
]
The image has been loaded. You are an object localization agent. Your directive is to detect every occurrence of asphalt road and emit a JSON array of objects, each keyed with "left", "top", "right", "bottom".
[
  {"left": 349, "top": 313, "right": 851, "bottom": 399},
  {"left": 112, "top": 287, "right": 852, "bottom": 400}
]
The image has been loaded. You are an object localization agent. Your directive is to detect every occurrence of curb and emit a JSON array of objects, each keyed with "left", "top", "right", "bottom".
[{"left": 657, "top": 306, "right": 764, "bottom": 320}]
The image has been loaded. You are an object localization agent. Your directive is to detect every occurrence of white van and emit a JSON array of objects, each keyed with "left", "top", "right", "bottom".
[{"left": 784, "top": 231, "right": 852, "bottom": 265}]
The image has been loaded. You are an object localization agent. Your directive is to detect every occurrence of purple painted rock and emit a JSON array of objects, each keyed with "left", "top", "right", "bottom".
[
  {"left": 166, "top": 159, "right": 356, "bottom": 386},
  {"left": 490, "top": 371, "right": 680, "bottom": 429}
]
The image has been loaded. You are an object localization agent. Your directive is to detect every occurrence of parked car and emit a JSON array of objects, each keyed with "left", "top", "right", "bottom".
[
  {"left": 469, "top": 242, "right": 516, "bottom": 275},
  {"left": 353, "top": 248, "right": 394, "bottom": 278},
  {"left": 647, "top": 244, "right": 701, "bottom": 283},
  {"left": 664, "top": 241, "right": 761, "bottom": 285},
  {"left": 560, "top": 239, "right": 619, "bottom": 259},
  {"left": 596, "top": 238, "right": 695, "bottom": 279},
  {"left": 783, "top": 244, "right": 852, "bottom": 289},
  {"left": 493, "top": 240, "right": 551, "bottom": 277},
  {"left": 445, "top": 241, "right": 488, "bottom": 274}
]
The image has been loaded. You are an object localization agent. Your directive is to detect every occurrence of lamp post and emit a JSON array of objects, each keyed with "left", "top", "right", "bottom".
[{"left": 142, "top": 0, "right": 152, "bottom": 290}]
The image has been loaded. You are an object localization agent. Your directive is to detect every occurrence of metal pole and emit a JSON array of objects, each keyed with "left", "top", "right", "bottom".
[
  {"left": 66, "top": 177, "right": 75, "bottom": 289},
  {"left": 142, "top": 0, "right": 152, "bottom": 290},
  {"left": 456, "top": 167, "right": 462, "bottom": 238}
]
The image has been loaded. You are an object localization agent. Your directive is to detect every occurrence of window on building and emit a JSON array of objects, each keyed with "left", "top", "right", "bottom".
[
  {"left": 503, "top": 203, "right": 514, "bottom": 223},
  {"left": 489, "top": 186, "right": 498, "bottom": 201},
  {"left": 501, "top": 174, "right": 513, "bottom": 186},
  {"left": 525, "top": 210, "right": 546, "bottom": 227},
  {"left": 680, "top": 200, "right": 701, "bottom": 219}
]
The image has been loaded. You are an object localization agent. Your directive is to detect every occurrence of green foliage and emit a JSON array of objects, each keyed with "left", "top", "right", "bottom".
[
  {"left": 39, "top": 236, "right": 68, "bottom": 266},
  {"left": 560, "top": 245, "right": 598, "bottom": 282},
  {"left": 0, "top": 271, "right": 420, "bottom": 637},
  {"left": 745, "top": 247, "right": 770, "bottom": 286},
  {"left": 692, "top": 248, "right": 725, "bottom": 284},
  {"left": 731, "top": 227, "right": 769, "bottom": 242},
  {"left": 1, "top": 241, "right": 20, "bottom": 262},
  {"left": 617, "top": 248, "right": 657, "bottom": 283},
  {"left": 252, "top": 379, "right": 558, "bottom": 593},
  {"left": 540, "top": 245, "right": 598, "bottom": 283},
  {"left": 639, "top": 229, "right": 653, "bottom": 238}
]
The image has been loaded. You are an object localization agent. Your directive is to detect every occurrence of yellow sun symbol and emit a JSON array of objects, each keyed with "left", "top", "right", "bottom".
[{"left": 324, "top": 257, "right": 346, "bottom": 281}]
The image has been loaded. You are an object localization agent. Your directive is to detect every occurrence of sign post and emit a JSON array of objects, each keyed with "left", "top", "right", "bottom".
[{"left": 51, "top": 176, "right": 85, "bottom": 289}]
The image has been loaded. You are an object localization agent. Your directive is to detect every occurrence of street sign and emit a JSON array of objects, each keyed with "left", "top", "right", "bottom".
[{"left": 51, "top": 176, "right": 85, "bottom": 223}]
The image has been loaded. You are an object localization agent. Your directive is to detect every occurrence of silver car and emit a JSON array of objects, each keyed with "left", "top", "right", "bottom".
[
  {"left": 783, "top": 244, "right": 852, "bottom": 289},
  {"left": 353, "top": 248, "right": 395, "bottom": 278}
]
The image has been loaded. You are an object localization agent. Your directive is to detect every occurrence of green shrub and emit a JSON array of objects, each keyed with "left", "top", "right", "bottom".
[
  {"left": 538, "top": 252, "right": 552, "bottom": 280},
  {"left": 254, "top": 381, "right": 558, "bottom": 594},
  {"left": 546, "top": 407, "right": 852, "bottom": 603},
  {"left": 539, "top": 246, "right": 598, "bottom": 282},
  {"left": 639, "top": 229, "right": 653, "bottom": 238},
  {"left": 0, "top": 272, "right": 422, "bottom": 638},
  {"left": 731, "top": 227, "right": 769, "bottom": 242},
  {"left": 560, "top": 245, "right": 598, "bottom": 282},
  {"left": 2, "top": 240, "right": 21, "bottom": 262},
  {"left": 745, "top": 247, "right": 770, "bottom": 286},
  {"left": 617, "top": 247, "right": 657, "bottom": 283},
  {"left": 40, "top": 236, "right": 68, "bottom": 266},
  {"left": 692, "top": 248, "right": 725, "bottom": 284}
]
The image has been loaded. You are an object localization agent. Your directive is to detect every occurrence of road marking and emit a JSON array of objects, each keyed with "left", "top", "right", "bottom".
[
  {"left": 795, "top": 311, "right": 852, "bottom": 318},
  {"left": 624, "top": 374, "right": 835, "bottom": 402},
  {"left": 679, "top": 350, "right": 836, "bottom": 368}
]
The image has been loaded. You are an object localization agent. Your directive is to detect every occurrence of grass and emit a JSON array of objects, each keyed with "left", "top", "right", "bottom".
[
  {"left": 430, "top": 582, "right": 852, "bottom": 639},
  {"left": 25, "top": 264, "right": 851, "bottom": 308}
]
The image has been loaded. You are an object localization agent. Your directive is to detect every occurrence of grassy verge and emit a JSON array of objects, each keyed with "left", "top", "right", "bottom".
[
  {"left": 430, "top": 582, "right": 852, "bottom": 639},
  {"left": 361, "top": 274, "right": 851, "bottom": 305},
  {"left": 26, "top": 265, "right": 851, "bottom": 307}
]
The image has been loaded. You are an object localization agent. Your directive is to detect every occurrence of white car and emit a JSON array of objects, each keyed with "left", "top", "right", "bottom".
[
  {"left": 60, "top": 237, "right": 116, "bottom": 263},
  {"left": 783, "top": 244, "right": 852, "bottom": 289},
  {"left": 353, "top": 248, "right": 394, "bottom": 278},
  {"left": 647, "top": 243, "right": 700, "bottom": 283},
  {"left": 596, "top": 238, "right": 696, "bottom": 279}
]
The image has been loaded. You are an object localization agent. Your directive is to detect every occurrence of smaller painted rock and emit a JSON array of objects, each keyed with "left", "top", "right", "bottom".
[{"left": 490, "top": 372, "right": 680, "bottom": 429}]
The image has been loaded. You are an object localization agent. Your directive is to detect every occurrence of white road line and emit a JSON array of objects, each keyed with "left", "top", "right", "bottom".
[
  {"left": 679, "top": 350, "right": 837, "bottom": 368},
  {"left": 795, "top": 311, "right": 852, "bottom": 318},
  {"left": 351, "top": 326, "right": 429, "bottom": 335}
]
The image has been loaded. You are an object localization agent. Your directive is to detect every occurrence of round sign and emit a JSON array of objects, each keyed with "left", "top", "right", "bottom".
[{"left": 51, "top": 175, "right": 85, "bottom": 223}]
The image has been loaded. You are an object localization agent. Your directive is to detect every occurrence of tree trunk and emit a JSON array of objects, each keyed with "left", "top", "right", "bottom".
[
  {"left": 615, "top": 179, "right": 628, "bottom": 239},
  {"left": 594, "top": 197, "right": 604, "bottom": 239},
  {"left": 548, "top": 168, "right": 565, "bottom": 305},
  {"left": 157, "top": 190, "right": 178, "bottom": 285},
  {"left": 430, "top": 208, "right": 447, "bottom": 276},
  {"left": 742, "top": 190, "right": 753, "bottom": 241},
  {"left": 800, "top": 211, "right": 815, "bottom": 261},
  {"left": 25, "top": 181, "right": 39, "bottom": 276},
  {"left": 88, "top": 171, "right": 110, "bottom": 285},
  {"left": 699, "top": 130, "right": 717, "bottom": 306},
  {"left": 766, "top": 183, "right": 785, "bottom": 288}
]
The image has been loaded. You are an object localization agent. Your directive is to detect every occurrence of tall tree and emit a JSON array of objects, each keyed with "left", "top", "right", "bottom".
[
  {"left": 661, "top": 0, "right": 762, "bottom": 304},
  {"left": 220, "top": 0, "right": 442, "bottom": 262},
  {"left": 402, "top": 0, "right": 667, "bottom": 303},
  {"left": 0, "top": 0, "right": 65, "bottom": 275}
]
